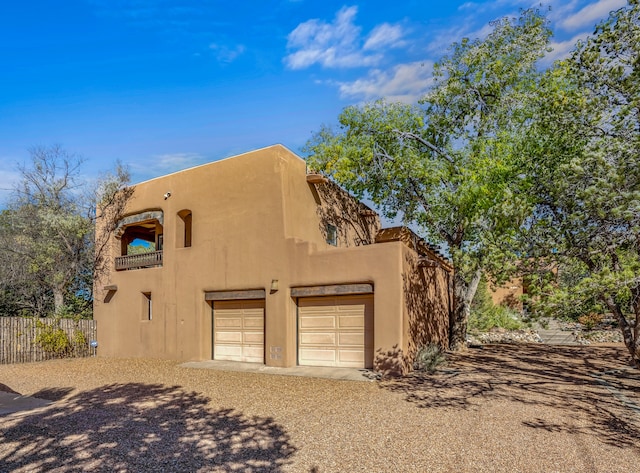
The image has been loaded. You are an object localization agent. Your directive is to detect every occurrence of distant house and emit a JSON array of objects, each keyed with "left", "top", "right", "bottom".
[
  {"left": 94, "top": 145, "right": 452, "bottom": 375},
  {"left": 490, "top": 279, "right": 524, "bottom": 309}
]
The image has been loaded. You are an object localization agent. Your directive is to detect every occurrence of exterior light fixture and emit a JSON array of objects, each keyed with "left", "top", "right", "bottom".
[
  {"left": 270, "top": 279, "right": 279, "bottom": 293},
  {"left": 164, "top": 192, "right": 172, "bottom": 200}
]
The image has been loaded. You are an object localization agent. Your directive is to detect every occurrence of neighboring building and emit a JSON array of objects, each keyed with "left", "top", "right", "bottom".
[
  {"left": 94, "top": 145, "right": 452, "bottom": 375},
  {"left": 490, "top": 279, "right": 524, "bottom": 309}
]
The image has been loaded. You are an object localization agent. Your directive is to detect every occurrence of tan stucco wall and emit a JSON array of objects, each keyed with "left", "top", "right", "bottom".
[
  {"left": 94, "top": 145, "right": 449, "bottom": 373},
  {"left": 398, "top": 245, "right": 452, "bottom": 373},
  {"left": 490, "top": 278, "right": 524, "bottom": 309}
]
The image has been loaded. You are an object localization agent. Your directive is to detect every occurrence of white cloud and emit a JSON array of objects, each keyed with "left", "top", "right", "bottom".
[
  {"left": 336, "top": 61, "right": 434, "bottom": 103},
  {"left": 363, "top": 23, "right": 406, "bottom": 50},
  {"left": 288, "top": 1, "right": 628, "bottom": 106},
  {"left": 209, "top": 43, "right": 246, "bottom": 63},
  {"left": 426, "top": 20, "right": 495, "bottom": 55},
  {"left": 558, "top": 0, "right": 626, "bottom": 32},
  {"left": 130, "top": 153, "right": 206, "bottom": 180},
  {"left": 457, "top": 0, "right": 529, "bottom": 14},
  {"left": 284, "top": 6, "right": 389, "bottom": 69},
  {"left": 154, "top": 153, "right": 205, "bottom": 171},
  {"left": 540, "top": 32, "right": 586, "bottom": 66}
]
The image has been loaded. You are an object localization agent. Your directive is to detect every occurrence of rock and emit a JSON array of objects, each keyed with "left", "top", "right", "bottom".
[{"left": 467, "top": 329, "right": 542, "bottom": 345}]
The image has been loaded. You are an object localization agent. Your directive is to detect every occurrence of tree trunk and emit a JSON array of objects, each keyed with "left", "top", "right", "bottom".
[
  {"left": 449, "top": 269, "right": 482, "bottom": 351},
  {"left": 53, "top": 287, "right": 64, "bottom": 315},
  {"left": 603, "top": 295, "right": 640, "bottom": 368}
]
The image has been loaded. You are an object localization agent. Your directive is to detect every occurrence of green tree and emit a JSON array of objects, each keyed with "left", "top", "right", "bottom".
[
  {"left": 521, "top": 1, "right": 640, "bottom": 366},
  {"left": 306, "top": 9, "right": 551, "bottom": 349},
  {"left": 0, "top": 145, "right": 131, "bottom": 318}
]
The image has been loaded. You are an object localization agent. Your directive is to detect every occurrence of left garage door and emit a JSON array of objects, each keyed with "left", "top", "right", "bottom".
[{"left": 213, "top": 299, "right": 264, "bottom": 363}]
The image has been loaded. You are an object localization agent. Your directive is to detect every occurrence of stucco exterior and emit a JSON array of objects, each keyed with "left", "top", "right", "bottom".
[{"left": 94, "top": 144, "right": 452, "bottom": 374}]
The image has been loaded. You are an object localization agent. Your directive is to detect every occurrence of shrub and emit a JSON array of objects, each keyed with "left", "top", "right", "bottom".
[
  {"left": 414, "top": 343, "right": 447, "bottom": 373},
  {"left": 469, "top": 276, "right": 524, "bottom": 333},
  {"left": 35, "top": 320, "right": 72, "bottom": 357},
  {"left": 577, "top": 313, "right": 604, "bottom": 330},
  {"left": 72, "top": 329, "right": 87, "bottom": 347},
  {"left": 469, "top": 304, "right": 524, "bottom": 332}
]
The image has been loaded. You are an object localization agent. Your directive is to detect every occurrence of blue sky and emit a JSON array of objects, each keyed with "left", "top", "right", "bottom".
[{"left": 0, "top": 0, "right": 627, "bottom": 202}]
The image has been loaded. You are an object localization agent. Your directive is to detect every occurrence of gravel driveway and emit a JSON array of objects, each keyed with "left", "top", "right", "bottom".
[{"left": 0, "top": 344, "right": 639, "bottom": 472}]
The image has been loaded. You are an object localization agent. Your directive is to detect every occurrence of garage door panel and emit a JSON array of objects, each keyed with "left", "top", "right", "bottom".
[
  {"left": 242, "top": 346, "right": 264, "bottom": 363},
  {"left": 338, "top": 349, "right": 365, "bottom": 364},
  {"left": 300, "top": 332, "right": 336, "bottom": 345},
  {"left": 299, "top": 348, "right": 337, "bottom": 364},
  {"left": 338, "top": 315, "right": 365, "bottom": 329},
  {"left": 215, "top": 345, "right": 243, "bottom": 359},
  {"left": 243, "top": 332, "right": 264, "bottom": 344},
  {"left": 299, "top": 315, "right": 336, "bottom": 329},
  {"left": 213, "top": 300, "right": 264, "bottom": 363},
  {"left": 298, "top": 295, "right": 373, "bottom": 369},
  {"left": 243, "top": 317, "right": 263, "bottom": 329},
  {"left": 215, "top": 318, "right": 243, "bottom": 328},
  {"left": 338, "top": 332, "right": 364, "bottom": 346},
  {"left": 215, "top": 332, "right": 243, "bottom": 343}
]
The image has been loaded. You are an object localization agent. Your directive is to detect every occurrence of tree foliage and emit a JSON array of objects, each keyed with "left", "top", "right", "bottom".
[
  {"left": 521, "top": 1, "right": 640, "bottom": 366},
  {"left": 306, "top": 9, "right": 551, "bottom": 349},
  {"left": 0, "top": 145, "right": 131, "bottom": 318}
]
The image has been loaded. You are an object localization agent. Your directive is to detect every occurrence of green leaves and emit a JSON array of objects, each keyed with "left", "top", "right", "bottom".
[
  {"left": 521, "top": 1, "right": 640, "bottom": 365},
  {"left": 306, "top": 9, "right": 553, "bottom": 348},
  {"left": 0, "top": 146, "right": 131, "bottom": 318}
]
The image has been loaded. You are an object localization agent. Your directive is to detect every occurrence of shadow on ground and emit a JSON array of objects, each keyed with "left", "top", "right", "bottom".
[
  {"left": 380, "top": 344, "right": 640, "bottom": 450},
  {"left": 0, "top": 383, "right": 296, "bottom": 472}
]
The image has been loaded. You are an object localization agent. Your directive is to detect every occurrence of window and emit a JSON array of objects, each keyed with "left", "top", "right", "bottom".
[
  {"left": 115, "top": 211, "right": 164, "bottom": 257},
  {"left": 177, "top": 210, "right": 192, "bottom": 248},
  {"left": 120, "top": 222, "right": 163, "bottom": 256},
  {"left": 114, "top": 211, "right": 164, "bottom": 270},
  {"left": 142, "top": 292, "right": 152, "bottom": 321},
  {"left": 326, "top": 224, "right": 337, "bottom": 246}
]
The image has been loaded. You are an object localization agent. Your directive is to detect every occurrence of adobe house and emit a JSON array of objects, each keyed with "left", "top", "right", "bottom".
[
  {"left": 94, "top": 145, "right": 452, "bottom": 375},
  {"left": 490, "top": 279, "right": 525, "bottom": 309}
]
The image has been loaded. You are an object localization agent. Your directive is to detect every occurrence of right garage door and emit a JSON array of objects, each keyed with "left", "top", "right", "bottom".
[{"left": 297, "top": 295, "right": 373, "bottom": 368}]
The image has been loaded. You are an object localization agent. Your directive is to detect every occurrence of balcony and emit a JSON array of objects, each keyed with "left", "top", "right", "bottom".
[{"left": 115, "top": 250, "right": 163, "bottom": 271}]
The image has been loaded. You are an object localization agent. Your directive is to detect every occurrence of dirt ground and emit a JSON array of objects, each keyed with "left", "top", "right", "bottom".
[{"left": 0, "top": 344, "right": 639, "bottom": 472}]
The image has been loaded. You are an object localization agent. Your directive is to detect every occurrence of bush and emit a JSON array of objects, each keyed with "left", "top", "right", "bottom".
[
  {"left": 577, "top": 312, "right": 604, "bottom": 330},
  {"left": 414, "top": 343, "right": 447, "bottom": 373},
  {"left": 469, "top": 276, "right": 524, "bottom": 333},
  {"left": 469, "top": 304, "right": 524, "bottom": 332},
  {"left": 35, "top": 320, "right": 72, "bottom": 357},
  {"left": 34, "top": 318, "right": 88, "bottom": 358}
]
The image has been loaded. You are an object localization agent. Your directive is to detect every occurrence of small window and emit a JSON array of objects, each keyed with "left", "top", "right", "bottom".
[
  {"left": 142, "top": 292, "right": 152, "bottom": 321},
  {"left": 177, "top": 210, "right": 192, "bottom": 248},
  {"left": 326, "top": 224, "right": 337, "bottom": 246}
]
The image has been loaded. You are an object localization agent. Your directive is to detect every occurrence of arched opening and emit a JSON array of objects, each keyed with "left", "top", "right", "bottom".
[
  {"left": 114, "top": 210, "right": 164, "bottom": 270},
  {"left": 177, "top": 209, "right": 192, "bottom": 248}
]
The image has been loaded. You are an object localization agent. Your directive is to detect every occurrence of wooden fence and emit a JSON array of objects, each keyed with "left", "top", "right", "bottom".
[{"left": 0, "top": 317, "right": 97, "bottom": 364}]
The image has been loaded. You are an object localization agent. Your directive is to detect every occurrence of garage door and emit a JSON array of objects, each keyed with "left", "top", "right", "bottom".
[
  {"left": 298, "top": 295, "right": 373, "bottom": 368},
  {"left": 213, "top": 300, "right": 264, "bottom": 363}
]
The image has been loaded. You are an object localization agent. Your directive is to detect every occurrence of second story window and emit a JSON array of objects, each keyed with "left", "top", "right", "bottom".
[
  {"left": 114, "top": 210, "right": 164, "bottom": 271},
  {"left": 177, "top": 210, "right": 192, "bottom": 248},
  {"left": 326, "top": 224, "right": 337, "bottom": 246}
]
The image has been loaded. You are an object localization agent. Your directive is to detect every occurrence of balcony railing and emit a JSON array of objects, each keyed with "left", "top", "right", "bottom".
[{"left": 115, "top": 250, "right": 163, "bottom": 271}]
